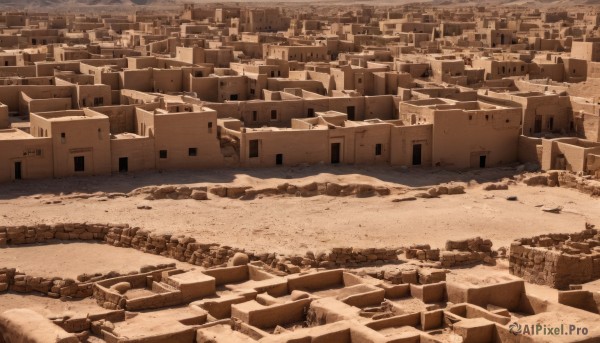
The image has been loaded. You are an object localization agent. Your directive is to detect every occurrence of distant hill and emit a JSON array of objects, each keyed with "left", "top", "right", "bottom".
[{"left": 1, "top": 0, "right": 599, "bottom": 10}]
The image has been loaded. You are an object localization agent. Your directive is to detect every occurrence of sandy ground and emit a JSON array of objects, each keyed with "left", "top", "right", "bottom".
[
  {"left": 0, "top": 165, "right": 598, "bottom": 254},
  {"left": 0, "top": 242, "right": 197, "bottom": 279},
  {"left": 0, "top": 293, "right": 101, "bottom": 317}
]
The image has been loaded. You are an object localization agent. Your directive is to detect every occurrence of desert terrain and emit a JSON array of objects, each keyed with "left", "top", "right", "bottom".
[{"left": 1, "top": 165, "right": 597, "bottom": 254}]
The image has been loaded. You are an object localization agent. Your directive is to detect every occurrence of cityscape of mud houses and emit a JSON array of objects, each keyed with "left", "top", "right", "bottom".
[{"left": 1, "top": 1, "right": 600, "bottom": 342}]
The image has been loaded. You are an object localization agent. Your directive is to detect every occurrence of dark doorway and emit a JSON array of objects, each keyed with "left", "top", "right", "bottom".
[
  {"left": 275, "top": 154, "right": 283, "bottom": 165},
  {"left": 346, "top": 106, "right": 355, "bottom": 121},
  {"left": 331, "top": 143, "right": 341, "bottom": 164},
  {"left": 229, "top": 94, "right": 238, "bottom": 101},
  {"left": 534, "top": 116, "right": 542, "bottom": 133},
  {"left": 249, "top": 139, "right": 259, "bottom": 158},
  {"left": 500, "top": 34, "right": 505, "bottom": 45},
  {"left": 479, "top": 155, "right": 487, "bottom": 168},
  {"left": 14, "top": 162, "right": 22, "bottom": 180},
  {"left": 307, "top": 108, "right": 314, "bottom": 117},
  {"left": 412, "top": 144, "right": 422, "bottom": 165},
  {"left": 119, "top": 157, "right": 128, "bottom": 173},
  {"left": 74, "top": 156, "right": 85, "bottom": 172}
]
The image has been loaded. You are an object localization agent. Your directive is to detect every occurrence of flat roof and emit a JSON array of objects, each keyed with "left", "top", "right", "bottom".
[{"left": 0, "top": 128, "right": 35, "bottom": 140}]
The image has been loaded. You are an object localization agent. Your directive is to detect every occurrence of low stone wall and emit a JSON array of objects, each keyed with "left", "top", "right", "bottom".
[
  {"left": 0, "top": 223, "right": 111, "bottom": 246},
  {"left": 0, "top": 263, "right": 176, "bottom": 299},
  {"left": 404, "top": 237, "right": 494, "bottom": 268},
  {"left": 440, "top": 237, "right": 494, "bottom": 268},
  {"left": 0, "top": 223, "right": 401, "bottom": 297},
  {"left": 521, "top": 170, "right": 600, "bottom": 196},
  {"left": 509, "top": 225, "right": 600, "bottom": 289},
  {"left": 131, "top": 182, "right": 393, "bottom": 201}
]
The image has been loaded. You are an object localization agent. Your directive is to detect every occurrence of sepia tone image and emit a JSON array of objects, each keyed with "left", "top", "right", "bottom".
[{"left": 1, "top": 0, "right": 600, "bottom": 342}]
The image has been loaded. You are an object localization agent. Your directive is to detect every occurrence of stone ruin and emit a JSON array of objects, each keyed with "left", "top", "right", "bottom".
[
  {"left": 509, "top": 223, "right": 600, "bottom": 289},
  {"left": 405, "top": 237, "right": 497, "bottom": 268},
  {"left": 2, "top": 253, "right": 598, "bottom": 343},
  {"left": 1, "top": 223, "right": 600, "bottom": 342},
  {"left": 128, "top": 182, "right": 468, "bottom": 201},
  {"left": 521, "top": 170, "right": 600, "bottom": 197}
]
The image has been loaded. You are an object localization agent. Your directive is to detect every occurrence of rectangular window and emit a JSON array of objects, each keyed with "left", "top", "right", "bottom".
[
  {"left": 93, "top": 97, "right": 103, "bottom": 106},
  {"left": 249, "top": 139, "right": 259, "bottom": 158},
  {"left": 188, "top": 148, "right": 197, "bottom": 156},
  {"left": 159, "top": 150, "right": 168, "bottom": 159},
  {"left": 375, "top": 144, "right": 382, "bottom": 156},
  {"left": 270, "top": 110, "right": 277, "bottom": 121},
  {"left": 252, "top": 111, "right": 258, "bottom": 121},
  {"left": 208, "top": 122, "right": 213, "bottom": 133},
  {"left": 60, "top": 132, "right": 66, "bottom": 143}
]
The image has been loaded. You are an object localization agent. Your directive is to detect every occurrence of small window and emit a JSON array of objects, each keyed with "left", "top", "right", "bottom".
[
  {"left": 249, "top": 139, "right": 259, "bottom": 158},
  {"left": 485, "top": 115, "right": 489, "bottom": 120},
  {"left": 208, "top": 122, "right": 213, "bottom": 133},
  {"left": 358, "top": 78, "right": 362, "bottom": 83},
  {"left": 270, "top": 110, "right": 277, "bottom": 121},
  {"left": 188, "top": 148, "right": 197, "bottom": 156},
  {"left": 468, "top": 115, "right": 472, "bottom": 120},
  {"left": 375, "top": 144, "right": 382, "bottom": 156},
  {"left": 159, "top": 150, "right": 168, "bottom": 159},
  {"left": 60, "top": 132, "right": 66, "bottom": 143},
  {"left": 94, "top": 97, "right": 103, "bottom": 106},
  {"left": 98, "top": 128, "right": 102, "bottom": 139},
  {"left": 252, "top": 111, "right": 258, "bottom": 121}
]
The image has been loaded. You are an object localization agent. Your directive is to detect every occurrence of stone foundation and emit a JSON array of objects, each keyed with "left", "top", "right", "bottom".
[
  {"left": 509, "top": 224, "right": 600, "bottom": 289},
  {"left": 0, "top": 223, "right": 400, "bottom": 297}
]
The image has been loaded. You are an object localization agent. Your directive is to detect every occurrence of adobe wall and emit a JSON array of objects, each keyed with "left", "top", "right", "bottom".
[
  {"left": 153, "top": 110, "right": 224, "bottom": 170},
  {"left": 0, "top": 133, "right": 53, "bottom": 182},
  {"left": 0, "top": 104, "right": 7, "bottom": 129},
  {"left": 110, "top": 137, "right": 155, "bottom": 172},
  {"left": 240, "top": 129, "right": 328, "bottom": 167},
  {"left": 46, "top": 113, "right": 112, "bottom": 178},
  {"left": 517, "top": 135, "right": 542, "bottom": 164},
  {"left": 364, "top": 95, "right": 396, "bottom": 120},
  {"left": 390, "top": 124, "right": 433, "bottom": 167},
  {"left": 509, "top": 226, "right": 600, "bottom": 289},
  {"left": 432, "top": 107, "right": 521, "bottom": 168}
]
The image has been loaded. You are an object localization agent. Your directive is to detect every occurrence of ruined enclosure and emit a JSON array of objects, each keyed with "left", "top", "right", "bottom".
[
  {"left": 509, "top": 225, "right": 600, "bottom": 289},
  {"left": 2, "top": 0, "right": 600, "bottom": 342},
  {"left": 1, "top": 226, "right": 599, "bottom": 343}
]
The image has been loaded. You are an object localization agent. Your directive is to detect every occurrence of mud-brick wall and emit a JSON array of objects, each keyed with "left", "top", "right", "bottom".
[
  {"left": 509, "top": 243, "right": 600, "bottom": 290},
  {"left": 0, "top": 223, "right": 114, "bottom": 245},
  {"left": 0, "top": 267, "right": 94, "bottom": 298}
]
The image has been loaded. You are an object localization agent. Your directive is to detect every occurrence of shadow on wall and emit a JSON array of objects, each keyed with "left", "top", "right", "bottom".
[{"left": 0, "top": 164, "right": 520, "bottom": 199}]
